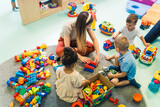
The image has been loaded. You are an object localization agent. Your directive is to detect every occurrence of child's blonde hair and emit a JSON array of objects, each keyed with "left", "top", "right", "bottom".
[
  {"left": 114, "top": 36, "right": 129, "bottom": 51},
  {"left": 126, "top": 14, "right": 138, "bottom": 24}
]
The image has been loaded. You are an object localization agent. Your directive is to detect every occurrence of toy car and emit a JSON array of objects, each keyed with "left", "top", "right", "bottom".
[
  {"left": 99, "top": 21, "right": 115, "bottom": 36},
  {"left": 139, "top": 45, "right": 158, "bottom": 64},
  {"left": 103, "top": 38, "right": 115, "bottom": 51}
]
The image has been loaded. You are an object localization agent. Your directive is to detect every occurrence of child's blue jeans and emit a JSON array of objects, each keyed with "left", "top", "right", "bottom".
[{"left": 145, "top": 20, "right": 160, "bottom": 43}]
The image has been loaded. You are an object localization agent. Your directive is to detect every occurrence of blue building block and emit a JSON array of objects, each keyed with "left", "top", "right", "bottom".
[
  {"left": 21, "top": 57, "right": 29, "bottom": 66},
  {"left": 126, "top": 0, "right": 151, "bottom": 19},
  {"left": 15, "top": 71, "right": 24, "bottom": 77},
  {"left": 84, "top": 68, "right": 94, "bottom": 73}
]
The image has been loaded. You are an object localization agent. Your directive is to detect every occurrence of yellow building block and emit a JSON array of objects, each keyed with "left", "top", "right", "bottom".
[{"left": 153, "top": 70, "right": 160, "bottom": 81}]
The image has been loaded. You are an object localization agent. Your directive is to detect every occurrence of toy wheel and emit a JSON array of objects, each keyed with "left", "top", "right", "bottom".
[{"left": 71, "top": 101, "right": 83, "bottom": 107}]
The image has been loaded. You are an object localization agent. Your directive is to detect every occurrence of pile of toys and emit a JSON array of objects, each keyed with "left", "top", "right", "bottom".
[
  {"left": 139, "top": 45, "right": 158, "bottom": 64},
  {"left": 6, "top": 44, "right": 53, "bottom": 106},
  {"left": 99, "top": 21, "right": 115, "bottom": 36},
  {"left": 148, "top": 70, "right": 160, "bottom": 93},
  {"left": 83, "top": 80, "right": 108, "bottom": 100},
  {"left": 103, "top": 38, "right": 115, "bottom": 51},
  {"left": 84, "top": 61, "right": 97, "bottom": 73},
  {"left": 140, "top": 21, "right": 151, "bottom": 30}
]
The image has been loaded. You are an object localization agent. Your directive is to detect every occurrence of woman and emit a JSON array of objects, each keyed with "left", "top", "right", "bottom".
[{"left": 56, "top": 11, "right": 100, "bottom": 63}]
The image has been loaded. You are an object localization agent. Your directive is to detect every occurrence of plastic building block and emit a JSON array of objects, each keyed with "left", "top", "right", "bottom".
[
  {"left": 118, "top": 104, "right": 126, "bottom": 107},
  {"left": 153, "top": 70, "right": 160, "bottom": 81},
  {"left": 140, "top": 21, "right": 151, "bottom": 30},
  {"left": 36, "top": 44, "right": 47, "bottom": 50},
  {"left": 109, "top": 97, "right": 119, "bottom": 105},
  {"left": 71, "top": 101, "right": 83, "bottom": 107},
  {"left": 10, "top": 102, "right": 14, "bottom": 107}
]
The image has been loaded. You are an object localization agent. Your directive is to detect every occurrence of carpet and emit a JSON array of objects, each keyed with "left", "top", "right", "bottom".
[{"left": 0, "top": 45, "right": 146, "bottom": 107}]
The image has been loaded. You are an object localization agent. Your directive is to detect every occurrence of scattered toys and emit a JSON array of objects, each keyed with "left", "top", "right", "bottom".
[
  {"left": 148, "top": 70, "right": 160, "bottom": 93},
  {"left": 7, "top": 44, "right": 52, "bottom": 106},
  {"left": 109, "top": 97, "right": 119, "bottom": 105},
  {"left": 140, "top": 21, "right": 151, "bottom": 30},
  {"left": 133, "top": 93, "right": 142, "bottom": 102},
  {"left": 99, "top": 21, "right": 115, "bottom": 36},
  {"left": 68, "top": 2, "right": 78, "bottom": 17},
  {"left": 139, "top": 45, "right": 158, "bottom": 64},
  {"left": 103, "top": 38, "right": 115, "bottom": 51},
  {"left": 84, "top": 61, "right": 97, "bottom": 73},
  {"left": 71, "top": 101, "right": 83, "bottom": 107}
]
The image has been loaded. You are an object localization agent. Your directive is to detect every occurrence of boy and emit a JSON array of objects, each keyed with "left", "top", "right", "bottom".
[
  {"left": 105, "top": 14, "right": 150, "bottom": 60},
  {"left": 11, "top": 0, "right": 19, "bottom": 12},
  {"left": 104, "top": 36, "right": 141, "bottom": 88}
]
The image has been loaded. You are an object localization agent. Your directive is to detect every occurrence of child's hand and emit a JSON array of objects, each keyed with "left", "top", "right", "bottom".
[
  {"left": 145, "top": 43, "right": 150, "bottom": 47},
  {"left": 104, "top": 55, "right": 111, "bottom": 60},
  {"left": 112, "top": 35, "right": 117, "bottom": 39},
  {"left": 107, "top": 72, "right": 114, "bottom": 79}
]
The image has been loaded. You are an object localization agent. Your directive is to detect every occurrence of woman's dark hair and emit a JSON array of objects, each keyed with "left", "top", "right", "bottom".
[{"left": 62, "top": 47, "right": 78, "bottom": 68}]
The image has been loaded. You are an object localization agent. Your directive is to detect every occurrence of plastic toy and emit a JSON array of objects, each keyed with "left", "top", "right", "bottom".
[
  {"left": 37, "top": 44, "right": 47, "bottom": 50},
  {"left": 14, "top": 54, "right": 25, "bottom": 62},
  {"left": 99, "top": 21, "right": 115, "bottom": 36},
  {"left": 83, "top": 2, "right": 96, "bottom": 30},
  {"left": 71, "top": 101, "right": 83, "bottom": 107},
  {"left": 84, "top": 61, "right": 97, "bottom": 73},
  {"left": 126, "top": 0, "right": 153, "bottom": 19},
  {"left": 109, "top": 97, "right": 119, "bottom": 105},
  {"left": 40, "top": 2, "right": 46, "bottom": 13},
  {"left": 49, "top": 54, "right": 58, "bottom": 61},
  {"left": 10, "top": 102, "right": 14, "bottom": 107},
  {"left": 148, "top": 70, "right": 160, "bottom": 93},
  {"left": 118, "top": 104, "right": 126, "bottom": 107},
  {"left": 131, "top": 47, "right": 141, "bottom": 59},
  {"left": 103, "top": 38, "right": 115, "bottom": 51},
  {"left": 139, "top": 45, "right": 158, "bottom": 64},
  {"left": 133, "top": 93, "right": 142, "bottom": 102},
  {"left": 48, "top": 2, "right": 58, "bottom": 8},
  {"left": 68, "top": 2, "right": 78, "bottom": 17},
  {"left": 140, "top": 21, "right": 151, "bottom": 30}
]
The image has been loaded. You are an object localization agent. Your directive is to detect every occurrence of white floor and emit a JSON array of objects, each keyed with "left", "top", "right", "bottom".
[{"left": 0, "top": 0, "right": 160, "bottom": 107}]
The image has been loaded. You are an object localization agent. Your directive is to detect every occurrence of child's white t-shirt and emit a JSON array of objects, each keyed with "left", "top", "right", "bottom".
[
  {"left": 120, "top": 26, "right": 142, "bottom": 45},
  {"left": 55, "top": 66, "right": 85, "bottom": 103}
]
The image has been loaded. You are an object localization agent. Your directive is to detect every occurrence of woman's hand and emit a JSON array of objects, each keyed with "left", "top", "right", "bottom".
[
  {"left": 79, "top": 56, "right": 91, "bottom": 63},
  {"left": 94, "top": 55, "right": 100, "bottom": 64}
]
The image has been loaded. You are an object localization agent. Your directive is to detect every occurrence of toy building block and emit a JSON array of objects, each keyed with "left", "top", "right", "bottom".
[
  {"left": 52, "top": 63, "right": 64, "bottom": 71},
  {"left": 103, "top": 38, "right": 115, "bottom": 51},
  {"left": 84, "top": 61, "right": 97, "bottom": 73},
  {"left": 36, "top": 44, "right": 47, "bottom": 50},
  {"left": 10, "top": 102, "right": 14, "bottom": 107},
  {"left": 118, "top": 104, "right": 126, "bottom": 107},
  {"left": 21, "top": 57, "right": 30, "bottom": 66},
  {"left": 15, "top": 54, "right": 25, "bottom": 62},
  {"left": 109, "top": 97, "right": 119, "bottom": 105},
  {"left": 140, "top": 21, "right": 151, "bottom": 30},
  {"left": 131, "top": 47, "right": 141, "bottom": 59},
  {"left": 49, "top": 54, "right": 58, "bottom": 61},
  {"left": 153, "top": 70, "right": 160, "bottom": 81}
]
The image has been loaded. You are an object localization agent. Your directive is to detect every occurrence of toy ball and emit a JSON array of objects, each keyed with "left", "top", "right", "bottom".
[
  {"left": 103, "top": 86, "right": 108, "bottom": 90},
  {"left": 154, "top": 79, "right": 159, "bottom": 84}
]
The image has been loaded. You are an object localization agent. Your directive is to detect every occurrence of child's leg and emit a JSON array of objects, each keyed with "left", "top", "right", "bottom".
[
  {"left": 114, "top": 54, "right": 120, "bottom": 67},
  {"left": 111, "top": 78, "right": 129, "bottom": 87},
  {"left": 145, "top": 20, "right": 160, "bottom": 43}
]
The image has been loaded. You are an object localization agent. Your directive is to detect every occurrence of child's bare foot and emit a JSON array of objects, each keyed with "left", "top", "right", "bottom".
[{"left": 104, "top": 55, "right": 111, "bottom": 60}]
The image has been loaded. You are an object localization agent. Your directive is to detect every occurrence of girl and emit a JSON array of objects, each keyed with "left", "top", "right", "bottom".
[
  {"left": 55, "top": 47, "right": 90, "bottom": 103},
  {"left": 56, "top": 11, "right": 100, "bottom": 64}
]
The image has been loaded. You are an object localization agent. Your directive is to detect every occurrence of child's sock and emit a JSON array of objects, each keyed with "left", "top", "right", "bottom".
[{"left": 130, "top": 79, "right": 141, "bottom": 89}]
